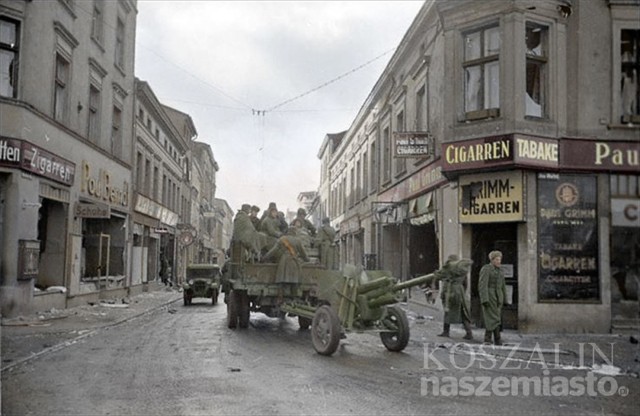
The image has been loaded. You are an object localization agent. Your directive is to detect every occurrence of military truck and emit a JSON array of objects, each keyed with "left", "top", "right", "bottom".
[
  {"left": 222, "top": 241, "right": 433, "bottom": 356},
  {"left": 183, "top": 263, "right": 221, "bottom": 306}
]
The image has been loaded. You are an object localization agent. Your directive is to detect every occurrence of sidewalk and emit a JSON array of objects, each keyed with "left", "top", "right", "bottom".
[
  {"left": 404, "top": 287, "right": 640, "bottom": 377},
  {"left": 1, "top": 288, "right": 182, "bottom": 372}
]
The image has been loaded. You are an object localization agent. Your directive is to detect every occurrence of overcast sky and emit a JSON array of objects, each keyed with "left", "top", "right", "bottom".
[{"left": 135, "top": 1, "right": 425, "bottom": 215}]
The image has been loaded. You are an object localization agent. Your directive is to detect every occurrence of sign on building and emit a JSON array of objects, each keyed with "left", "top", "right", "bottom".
[
  {"left": 393, "top": 132, "right": 434, "bottom": 158},
  {"left": 458, "top": 170, "right": 524, "bottom": 223}
]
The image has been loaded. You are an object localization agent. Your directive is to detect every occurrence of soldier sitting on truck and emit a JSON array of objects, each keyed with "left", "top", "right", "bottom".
[
  {"left": 291, "top": 208, "right": 316, "bottom": 239},
  {"left": 263, "top": 225, "right": 310, "bottom": 301},
  {"left": 258, "top": 206, "right": 283, "bottom": 252},
  {"left": 232, "top": 203, "right": 261, "bottom": 262}
]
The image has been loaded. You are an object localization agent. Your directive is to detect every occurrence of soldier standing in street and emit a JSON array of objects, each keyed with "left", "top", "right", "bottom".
[
  {"left": 426, "top": 255, "right": 474, "bottom": 340},
  {"left": 478, "top": 250, "right": 508, "bottom": 345}
]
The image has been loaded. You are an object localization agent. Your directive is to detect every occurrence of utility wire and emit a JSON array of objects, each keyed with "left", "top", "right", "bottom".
[
  {"left": 264, "top": 47, "right": 396, "bottom": 113},
  {"left": 74, "top": 1, "right": 253, "bottom": 111}
]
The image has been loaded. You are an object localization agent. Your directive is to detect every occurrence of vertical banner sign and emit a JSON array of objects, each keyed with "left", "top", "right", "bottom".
[{"left": 537, "top": 173, "right": 599, "bottom": 301}]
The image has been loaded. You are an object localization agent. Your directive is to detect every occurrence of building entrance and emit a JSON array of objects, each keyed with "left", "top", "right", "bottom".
[{"left": 470, "top": 223, "right": 518, "bottom": 329}]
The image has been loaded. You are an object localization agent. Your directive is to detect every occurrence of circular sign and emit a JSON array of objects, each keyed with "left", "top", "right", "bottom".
[{"left": 180, "top": 231, "right": 194, "bottom": 246}]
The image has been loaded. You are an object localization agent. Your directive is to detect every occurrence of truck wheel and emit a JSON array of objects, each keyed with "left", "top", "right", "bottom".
[
  {"left": 380, "top": 305, "right": 410, "bottom": 352},
  {"left": 227, "top": 290, "right": 239, "bottom": 329},
  {"left": 311, "top": 305, "right": 341, "bottom": 356},
  {"left": 212, "top": 289, "right": 218, "bottom": 305},
  {"left": 298, "top": 316, "right": 312, "bottom": 330},
  {"left": 238, "top": 291, "right": 250, "bottom": 329}
]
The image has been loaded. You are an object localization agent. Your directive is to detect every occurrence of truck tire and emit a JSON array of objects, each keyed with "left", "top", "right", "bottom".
[
  {"left": 238, "top": 290, "right": 250, "bottom": 329},
  {"left": 311, "top": 305, "right": 341, "bottom": 356},
  {"left": 227, "top": 290, "right": 239, "bottom": 329},
  {"left": 380, "top": 305, "right": 410, "bottom": 352},
  {"left": 212, "top": 289, "right": 218, "bottom": 305}
]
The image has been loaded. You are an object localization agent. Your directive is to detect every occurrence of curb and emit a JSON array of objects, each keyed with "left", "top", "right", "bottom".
[{"left": 1, "top": 295, "right": 181, "bottom": 373}]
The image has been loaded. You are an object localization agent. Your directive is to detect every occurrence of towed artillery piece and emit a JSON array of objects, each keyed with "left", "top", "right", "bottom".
[{"left": 222, "top": 241, "right": 434, "bottom": 356}]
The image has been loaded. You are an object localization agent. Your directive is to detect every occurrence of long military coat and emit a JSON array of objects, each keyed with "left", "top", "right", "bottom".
[
  {"left": 478, "top": 263, "right": 507, "bottom": 331},
  {"left": 264, "top": 234, "right": 309, "bottom": 284},
  {"left": 232, "top": 211, "right": 258, "bottom": 254},
  {"left": 317, "top": 224, "right": 337, "bottom": 270},
  {"left": 434, "top": 260, "right": 472, "bottom": 324}
]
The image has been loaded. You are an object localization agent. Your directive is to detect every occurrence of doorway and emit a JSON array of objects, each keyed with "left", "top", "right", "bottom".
[{"left": 470, "top": 223, "right": 518, "bottom": 329}]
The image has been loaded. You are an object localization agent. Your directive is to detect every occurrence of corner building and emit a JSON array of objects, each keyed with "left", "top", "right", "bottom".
[
  {"left": 319, "top": 0, "right": 639, "bottom": 333},
  {"left": 1, "top": 0, "right": 138, "bottom": 315}
]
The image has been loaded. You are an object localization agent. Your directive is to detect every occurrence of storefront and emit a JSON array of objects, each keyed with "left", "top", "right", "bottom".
[
  {"left": 442, "top": 134, "right": 637, "bottom": 333},
  {"left": 0, "top": 137, "right": 75, "bottom": 315},
  {"left": 72, "top": 160, "right": 131, "bottom": 301},
  {"left": 376, "top": 159, "right": 447, "bottom": 282}
]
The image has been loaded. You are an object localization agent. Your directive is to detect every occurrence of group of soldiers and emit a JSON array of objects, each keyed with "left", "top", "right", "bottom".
[{"left": 231, "top": 202, "right": 338, "bottom": 274}]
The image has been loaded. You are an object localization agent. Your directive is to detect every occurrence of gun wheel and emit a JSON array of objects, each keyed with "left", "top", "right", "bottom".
[
  {"left": 380, "top": 305, "right": 410, "bottom": 352},
  {"left": 311, "top": 305, "right": 341, "bottom": 356}
]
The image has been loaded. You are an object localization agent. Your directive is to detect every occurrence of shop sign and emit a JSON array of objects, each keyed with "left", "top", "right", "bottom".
[
  {"left": 458, "top": 170, "right": 524, "bottom": 223},
  {"left": 393, "top": 132, "right": 434, "bottom": 158},
  {"left": 74, "top": 201, "right": 110, "bottom": 218},
  {"left": 537, "top": 173, "right": 599, "bottom": 302},
  {"left": 0, "top": 137, "right": 75, "bottom": 186},
  {"left": 611, "top": 198, "right": 639, "bottom": 227},
  {"left": 562, "top": 139, "right": 639, "bottom": 173},
  {"left": 441, "top": 134, "right": 559, "bottom": 174},
  {"left": 81, "top": 161, "right": 129, "bottom": 207}
]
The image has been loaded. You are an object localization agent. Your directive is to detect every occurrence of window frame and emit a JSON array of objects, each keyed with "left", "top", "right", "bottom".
[
  {"left": 0, "top": 16, "right": 20, "bottom": 99},
  {"left": 91, "top": 0, "right": 104, "bottom": 46},
  {"left": 53, "top": 52, "right": 70, "bottom": 123},
  {"left": 525, "top": 22, "right": 549, "bottom": 119},
  {"left": 462, "top": 24, "right": 501, "bottom": 121},
  {"left": 87, "top": 83, "right": 101, "bottom": 142}
]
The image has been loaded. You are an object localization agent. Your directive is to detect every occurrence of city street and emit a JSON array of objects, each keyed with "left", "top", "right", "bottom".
[{"left": 2, "top": 292, "right": 639, "bottom": 415}]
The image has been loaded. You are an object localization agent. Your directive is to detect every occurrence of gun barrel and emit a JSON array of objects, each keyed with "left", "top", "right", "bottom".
[{"left": 392, "top": 273, "right": 435, "bottom": 292}]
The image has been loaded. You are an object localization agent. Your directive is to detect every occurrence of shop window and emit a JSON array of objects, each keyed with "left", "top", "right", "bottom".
[
  {"left": 0, "top": 16, "right": 19, "bottom": 98},
  {"left": 463, "top": 25, "right": 500, "bottom": 120},
  {"left": 621, "top": 29, "right": 640, "bottom": 123},
  {"left": 525, "top": 23, "right": 548, "bottom": 118}
]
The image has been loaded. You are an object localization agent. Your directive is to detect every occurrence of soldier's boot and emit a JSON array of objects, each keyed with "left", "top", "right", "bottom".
[
  {"left": 437, "top": 323, "right": 450, "bottom": 337},
  {"left": 484, "top": 330, "right": 493, "bottom": 344},
  {"left": 493, "top": 329, "right": 502, "bottom": 346},
  {"left": 462, "top": 320, "right": 473, "bottom": 340}
]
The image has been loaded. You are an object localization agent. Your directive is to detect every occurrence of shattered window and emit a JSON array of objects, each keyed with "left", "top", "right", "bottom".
[{"left": 526, "top": 23, "right": 548, "bottom": 118}]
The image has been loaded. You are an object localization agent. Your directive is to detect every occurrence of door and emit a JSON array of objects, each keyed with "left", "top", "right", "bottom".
[{"left": 470, "top": 223, "right": 518, "bottom": 329}]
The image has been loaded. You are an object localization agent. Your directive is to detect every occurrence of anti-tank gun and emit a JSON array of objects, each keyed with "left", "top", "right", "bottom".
[
  {"left": 281, "top": 266, "right": 435, "bottom": 356},
  {"left": 222, "top": 236, "right": 435, "bottom": 356}
]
